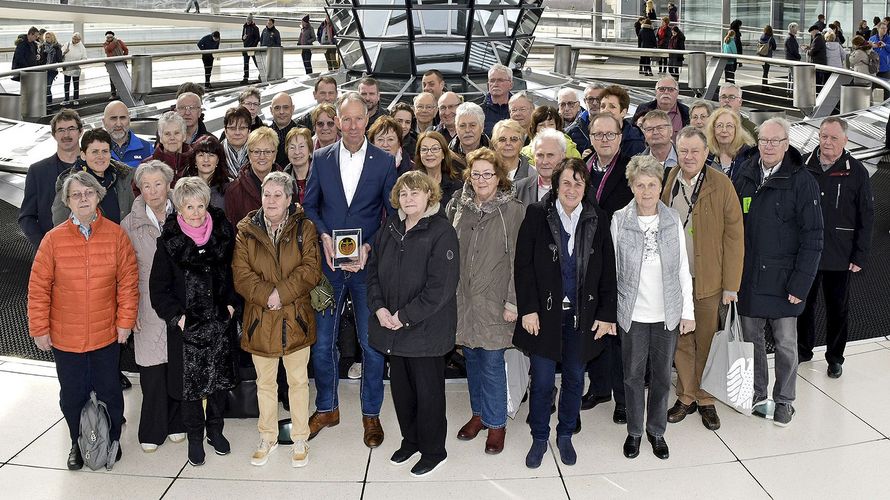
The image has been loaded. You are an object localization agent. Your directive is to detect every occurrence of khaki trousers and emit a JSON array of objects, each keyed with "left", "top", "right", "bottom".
[
  {"left": 674, "top": 291, "right": 721, "bottom": 406},
  {"left": 253, "top": 348, "right": 310, "bottom": 442}
]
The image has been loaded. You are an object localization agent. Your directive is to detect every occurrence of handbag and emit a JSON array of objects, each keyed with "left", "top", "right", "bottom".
[
  {"left": 756, "top": 43, "right": 769, "bottom": 56},
  {"left": 700, "top": 302, "right": 755, "bottom": 414},
  {"left": 296, "top": 217, "right": 335, "bottom": 313}
]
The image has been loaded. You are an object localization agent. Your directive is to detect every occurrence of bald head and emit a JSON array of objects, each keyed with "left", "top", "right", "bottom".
[
  {"left": 102, "top": 100, "right": 130, "bottom": 145},
  {"left": 271, "top": 92, "right": 294, "bottom": 128}
]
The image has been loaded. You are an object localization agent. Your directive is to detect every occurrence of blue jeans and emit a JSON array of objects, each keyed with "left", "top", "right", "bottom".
[
  {"left": 528, "top": 310, "right": 586, "bottom": 441},
  {"left": 312, "top": 269, "right": 384, "bottom": 416},
  {"left": 463, "top": 347, "right": 507, "bottom": 429}
]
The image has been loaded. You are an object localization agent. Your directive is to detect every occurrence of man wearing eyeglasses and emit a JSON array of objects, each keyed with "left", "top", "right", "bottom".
[
  {"left": 175, "top": 92, "right": 210, "bottom": 145},
  {"left": 631, "top": 77, "right": 689, "bottom": 140},
  {"left": 733, "top": 118, "right": 823, "bottom": 427},
  {"left": 514, "top": 129, "right": 566, "bottom": 206},
  {"left": 661, "top": 127, "right": 744, "bottom": 432},
  {"left": 718, "top": 84, "right": 758, "bottom": 140},
  {"left": 268, "top": 92, "right": 297, "bottom": 167},
  {"left": 103, "top": 100, "right": 154, "bottom": 168},
  {"left": 296, "top": 76, "right": 339, "bottom": 132},
  {"left": 20, "top": 109, "right": 84, "bottom": 247},
  {"left": 567, "top": 83, "right": 607, "bottom": 154},
  {"left": 435, "top": 91, "right": 463, "bottom": 144},
  {"left": 482, "top": 64, "right": 514, "bottom": 136},
  {"left": 508, "top": 92, "right": 535, "bottom": 143},
  {"left": 557, "top": 88, "right": 582, "bottom": 126},
  {"left": 638, "top": 110, "right": 678, "bottom": 171},
  {"left": 413, "top": 92, "right": 438, "bottom": 133}
]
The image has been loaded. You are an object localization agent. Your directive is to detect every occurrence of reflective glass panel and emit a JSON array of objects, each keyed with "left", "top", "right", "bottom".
[
  {"left": 359, "top": 10, "right": 408, "bottom": 37},
  {"left": 414, "top": 42, "right": 466, "bottom": 73},
  {"left": 373, "top": 42, "right": 413, "bottom": 73},
  {"left": 466, "top": 41, "right": 501, "bottom": 73},
  {"left": 516, "top": 8, "right": 542, "bottom": 36}
]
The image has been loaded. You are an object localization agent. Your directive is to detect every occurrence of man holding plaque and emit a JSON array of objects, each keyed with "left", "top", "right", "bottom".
[{"left": 303, "top": 91, "right": 397, "bottom": 448}]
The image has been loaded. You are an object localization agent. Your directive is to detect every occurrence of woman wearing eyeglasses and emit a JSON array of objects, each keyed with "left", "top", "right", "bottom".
[
  {"left": 312, "top": 103, "right": 339, "bottom": 150},
  {"left": 446, "top": 147, "right": 523, "bottom": 455},
  {"left": 491, "top": 119, "right": 531, "bottom": 181},
  {"left": 220, "top": 107, "right": 252, "bottom": 178},
  {"left": 283, "top": 127, "right": 313, "bottom": 204},
  {"left": 144, "top": 111, "right": 192, "bottom": 185},
  {"left": 704, "top": 108, "right": 755, "bottom": 181},
  {"left": 415, "top": 131, "right": 463, "bottom": 206},
  {"left": 225, "top": 127, "right": 282, "bottom": 229}
]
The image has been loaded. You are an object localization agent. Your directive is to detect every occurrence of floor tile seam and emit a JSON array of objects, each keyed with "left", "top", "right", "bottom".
[
  {"left": 0, "top": 368, "right": 58, "bottom": 379},
  {"left": 3, "top": 416, "right": 65, "bottom": 465},
  {"left": 711, "top": 431, "right": 774, "bottom": 499},
  {"left": 364, "top": 475, "right": 564, "bottom": 485},
  {"left": 2, "top": 461, "right": 182, "bottom": 480},
  {"left": 360, "top": 448, "right": 371, "bottom": 499},
  {"left": 549, "top": 443, "right": 573, "bottom": 500},
  {"left": 144, "top": 475, "right": 369, "bottom": 484},
  {"left": 796, "top": 374, "right": 890, "bottom": 439},
  {"left": 737, "top": 437, "right": 889, "bottom": 463},
  {"left": 559, "top": 456, "right": 742, "bottom": 479}
]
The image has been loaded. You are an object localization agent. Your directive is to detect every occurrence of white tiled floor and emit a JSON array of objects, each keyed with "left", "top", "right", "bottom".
[{"left": 2, "top": 338, "right": 889, "bottom": 499}]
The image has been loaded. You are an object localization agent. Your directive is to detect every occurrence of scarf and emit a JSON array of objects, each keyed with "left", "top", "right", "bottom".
[
  {"left": 223, "top": 139, "right": 249, "bottom": 178},
  {"left": 177, "top": 212, "right": 213, "bottom": 246}
]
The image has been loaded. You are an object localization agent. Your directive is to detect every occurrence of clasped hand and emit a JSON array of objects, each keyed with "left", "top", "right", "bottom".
[{"left": 376, "top": 308, "right": 404, "bottom": 330}]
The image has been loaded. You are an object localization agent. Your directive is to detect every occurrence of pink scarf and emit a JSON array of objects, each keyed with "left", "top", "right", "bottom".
[{"left": 177, "top": 213, "right": 213, "bottom": 246}]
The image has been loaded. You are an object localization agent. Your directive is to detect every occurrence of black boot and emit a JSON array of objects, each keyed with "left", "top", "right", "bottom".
[
  {"left": 207, "top": 428, "right": 230, "bottom": 456},
  {"left": 67, "top": 442, "right": 83, "bottom": 470},
  {"left": 188, "top": 433, "right": 205, "bottom": 466}
]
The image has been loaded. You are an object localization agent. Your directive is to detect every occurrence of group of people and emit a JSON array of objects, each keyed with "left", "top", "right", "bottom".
[
  {"left": 21, "top": 65, "right": 873, "bottom": 477},
  {"left": 12, "top": 26, "right": 88, "bottom": 105}
]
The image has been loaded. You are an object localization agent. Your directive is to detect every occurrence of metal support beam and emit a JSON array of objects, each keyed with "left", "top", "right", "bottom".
[
  {"left": 104, "top": 61, "right": 143, "bottom": 107},
  {"left": 702, "top": 58, "right": 728, "bottom": 100},
  {"left": 265, "top": 46, "right": 284, "bottom": 81},
  {"left": 812, "top": 73, "right": 854, "bottom": 118},
  {"left": 20, "top": 70, "right": 46, "bottom": 119},
  {"left": 592, "top": 0, "right": 603, "bottom": 42}
]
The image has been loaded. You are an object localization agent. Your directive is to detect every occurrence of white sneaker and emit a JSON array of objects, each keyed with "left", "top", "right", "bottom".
[
  {"left": 291, "top": 440, "right": 309, "bottom": 468},
  {"left": 251, "top": 440, "right": 278, "bottom": 466},
  {"left": 168, "top": 433, "right": 187, "bottom": 443},
  {"left": 140, "top": 443, "right": 158, "bottom": 453},
  {"left": 348, "top": 362, "right": 362, "bottom": 379}
]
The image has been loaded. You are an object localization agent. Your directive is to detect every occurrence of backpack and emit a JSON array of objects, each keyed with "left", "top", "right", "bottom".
[
  {"left": 867, "top": 49, "right": 880, "bottom": 75},
  {"left": 78, "top": 391, "right": 120, "bottom": 471}
]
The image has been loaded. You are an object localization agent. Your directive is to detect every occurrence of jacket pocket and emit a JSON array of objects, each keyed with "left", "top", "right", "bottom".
[
  {"left": 246, "top": 317, "right": 260, "bottom": 342},
  {"left": 754, "top": 256, "right": 792, "bottom": 297}
]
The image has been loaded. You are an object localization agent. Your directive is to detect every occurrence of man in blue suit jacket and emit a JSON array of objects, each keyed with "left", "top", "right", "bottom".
[{"left": 302, "top": 92, "right": 397, "bottom": 449}]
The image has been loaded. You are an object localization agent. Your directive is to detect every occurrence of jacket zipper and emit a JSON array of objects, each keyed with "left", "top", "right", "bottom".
[{"left": 835, "top": 184, "right": 840, "bottom": 209}]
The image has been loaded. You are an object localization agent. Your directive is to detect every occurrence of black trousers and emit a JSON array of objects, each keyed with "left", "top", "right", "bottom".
[
  {"left": 137, "top": 363, "right": 184, "bottom": 445},
  {"left": 301, "top": 49, "right": 313, "bottom": 74},
  {"left": 181, "top": 390, "right": 226, "bottom": 442},
  {"left": 587, "top": 334, "right": 626, "bottom": 406},
  {"left": 202, "top": 54, "right": 214, "bottom": 85},
  {"left": 54, "top": 342, "right": 124, "bottom": 443},
  {"left": 64, "top": 75, "right": 80, "bottom": 100},
  {"left": 797, "top": 270, "right": 851, "bottom": 365},
  {"left": 390, "top": 355, "right": 447, "bottom": 462},
  {"left": 242, "top": 51, "right": 258, "bottom": 79}
]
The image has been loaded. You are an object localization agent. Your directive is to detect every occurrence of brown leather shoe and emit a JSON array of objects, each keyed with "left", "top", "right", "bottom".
[
  {"left": 362, "top": 416, "right": 384, "bottom": 448},
  {"left": 698, "top": 404, "right": 721, "bottom": 430},
  {"left": 484, "top": 427, "right": 505, "bottom": 455},
  {"left": 457, "top": 416, "right": 486, "bottom": 441},
  {"left": 667, "top": 400, "right": 697, "bottom": 424},
  {"left": 308, "top": 409, "right": 340, "bottom": 440}
]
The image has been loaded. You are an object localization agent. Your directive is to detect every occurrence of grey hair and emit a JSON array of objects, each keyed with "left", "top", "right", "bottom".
[
  {"left": 533, "top": 127, "right": 567, "bottom": 153},
  {"left": 788, "top": 22, "right": 798, "bottom": 32},
  {"left": 625, "top": 155, "right": 665, "bottom": 185},
  {"left": 172, "top": 176, "right": 211, "bottom": 210},
  {"left": 585, "top": 82, "right": 608, "bottom": 92},
  {"left": 508, "top": 91, "right": 534, "bottom": 107},
  {"left": 557, "top": 87, "right": 581, "bottom": 102},
  {"left": 157, "top": 111, "right": 187, "bottom": 136},
  {"left": 759, "top": 117, "right": 791, "bottom": 138},
  {"left": 689, "top": 99, "right": 714, "bottom": 114},
  {"left": 238, "top": 86, "right": 261, "bottom": 104},
  {"left": 488, "top": 63, "right": 512, "bottom": 81},
  {"left": 676, "top": 125, "right": 708, "bottom": 146},
  {"left": 413, "top": 92, "right": 435, "bottom": 106},
  {"left": 135, "top": 160, "right": 174, "bottom": 187},
  {"left": 62, "top": 171, "right": 106, "bottom": 208},
  {"left": 336, "top": 91, "right": 368, "bottom": 116},
  {"left": 820, "top": 116, "right": 848, "bottom": 134},
  {"left": 261, "top": 171, "right": 294, "bottom": 198},
  {"left": 455, "top": 102, "right": 485, "bottom": 126},
  {"left": 719, "top": 83, "right": 741, "bottom": 95}
]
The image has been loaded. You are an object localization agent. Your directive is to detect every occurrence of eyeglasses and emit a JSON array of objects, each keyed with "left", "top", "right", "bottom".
[
  {"left": 584, "top": 96, "right": 601, "bottom": 104},
  {"left": 249, "top": 149, "right": 275, "bottom": 156},
  {"left": 656, "top": 86, "right": 678, "bottom": 93},
  {"left": 241, "top": 101, "right": 260, "bottom": 108},
  {"left": 419, "top": 146, "right": 442, "bottom": 154},
  {"left": 558, "top": 101, "right": 579, "bottom": 108},
  {"left": 510, "top": 106, "right": 531, "bottom": 114},
  {"left": 642, "top": 124, "right": 672, "bottom": 134},
  {"left": 471, "top": 171, "right": 496, "bottom": 180},
  {"left": 176, "top": 105, "right": 201, "bottom": 114},
  {"left": 489, "top": 78, "right": 510, "bottom": 84},
  {"left": 415, "top": 104, "right": 437, "bottom": 111},
  {"left": 497, "top": 136, "right": 522, "bottom": 143},
  {"left": 68, "top": 189, "right": 97, "bottom": 201},
  {"left": 719, "top": 94, "right": 740, "bottom": 101},
  {"left": 225, "top": 125, "right": 249, "bottom": 132},
  {"left": 54, "top": 126, "right": 80, "bottom": 134},
  {"left": 439, "top": 104, "right": 459, "bottom": 112},
  {"left": 592, "top": 132, "right": 620, "bottom": 142},
  {"left": 714, "top": 123, "right": 736, "bottom": 131},
  {"left": 758, "top": 137, "right": 787, "bottom": 147},
  {"left": 316, "top": 120, "right": 336, "bottom": 128}
]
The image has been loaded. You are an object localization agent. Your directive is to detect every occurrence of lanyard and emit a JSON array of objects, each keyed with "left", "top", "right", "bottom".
[{"left": 671, "top": 166, "right": 706, "bottom": 228}]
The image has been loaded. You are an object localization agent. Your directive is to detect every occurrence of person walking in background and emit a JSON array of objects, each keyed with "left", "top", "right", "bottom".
[
  {"left": 759, "top": 25, "right": 777, "bottom": 87},
  {"left": 730, "top": 19, "right": 743, "bottom": 58},
  {"left": 667, "top": 26, "right": 685, "bottom": 79},
  {"left": 103, "top": 31, "right": 128, "bottom": 100},
  {"left": 61, "top": 32, "right": 86, "bottom": 105},
  {"left": 185, "top": 0, "right": 200, "bottom": 13},
  {"left": 824, "top": 31, "right": 845, "bottom": 69},
  {"left": 656, "top": 17, "right": 671, "bottom": 75},
  {"left": 808, "top": 25, "right": 828, "bottom": 91},
  {"left": 42, "top": 32, "right": 62, "bottom": 105},
  {"left": 299, "top": 15, "right": 316, "bottom": 74},
  {"left": 644, "top": 0, "right": 657, "bottom": 21},
  {"left": 197, "top": 31, "right": 220, "bottom": 90},
  {"left": 261, "top": 18, "right": 282, "bottom": 48},
  {"left": 12, "top": 27, "right": 39, "bottom": 81},
  {"left": 241, "top": 14, "right": 260, "bottom": 84},
  {"left": 668, "top": 3, "right": 678, "bottom": 23},
  {"left": 722, "top": 30, "right": 738, "bottom": 83},
  {"left": 638, "top": 20, "right": 656, "bottom": 76},
  {"left": 319, "top": 15, "right": 338, "bottom": 71}
]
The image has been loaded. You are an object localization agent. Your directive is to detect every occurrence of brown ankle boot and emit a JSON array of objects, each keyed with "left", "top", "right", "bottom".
[
  {"left": 457, "top": 415, "right": 486, "bottom": 440},
  {"left": 485, "top": 427, "right": 505, "bottom": 454}
]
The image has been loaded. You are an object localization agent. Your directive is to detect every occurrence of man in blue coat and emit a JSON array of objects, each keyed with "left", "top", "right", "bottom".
[
  {"left": 302, "top": 92, "right": 397, "bottom": 449},
  {"left": 197, "top": 31, "right": 220, "bottom": 88},
  {"left": 18, "top": 109, "right": 82, "bottom": 247},
  {"left": 102, "top": 101, "right": 154, "bottom": 168},
  {"left": 733, "top": 118, "right": 823, "bottom": 427}
]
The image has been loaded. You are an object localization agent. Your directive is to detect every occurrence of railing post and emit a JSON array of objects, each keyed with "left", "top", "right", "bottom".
[
  {"left": 265, "top": 46, "right": 284, "bottom": 81},
  {"left": 131, "top": 55, "right": 152, "bottom": 97},
  {"left": 0, "top": 92, "right": 20, "bottom": 120},
  {"left": 686, "top": 52, "right": 707, "bottom": 91},
  {"left": 20, "top": 70, "right": 46, "bottom": 120},
  {"left": 840, "top": 84, "right": 873, "bottom": 114},
  {"left": 553, "top": 44, "right": 572, "bottom": 75},
  {"left": 792, "top": 64, "right": 817, "bottom": 114}
]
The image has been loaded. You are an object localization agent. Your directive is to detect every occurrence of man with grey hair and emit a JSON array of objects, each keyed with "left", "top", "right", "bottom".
[
  {"left": 435, "top": 91, "right": 463, "bottom": 143},
  {"left": 797, "top": 117, "right": 873, "bottom": 378},
  {"left": 508, "top": 92, "right": 535, "bottom": 137},
  {"left": 514, "top": 129, "right": 566, "bottom": 205},
  {"left": 449, "top": 102, "right": 489, "bottom": 170},
  {"left": 567, "top": 82, "right": 608, "bottom": 153},
  {"left": 631, "top": 76, "right": 690, "bottom": 140},
  {"left": 557, "top": 88, "right": 582, "bottom": 126},
  {"left": 733, "top": 117, "right": 823, "bottom": 427},
  {"left": 639, "top": 110, "right": 678, "bottom": 169},
  {"left": 302, "top": 90, "right": 397, "bottom": 450},
  {"left": 103, "top": 101, "right": 154, "bottom": 168},
  {"left": 413, "top": 92, "right": 438, "bottom": 133},
  {"left": 717, "top": 84, "right": 758, "bottom": 139},
  {"left": 483, "top": 63, "right": 513, "bottom": 136},
  {"left": 174, "top": 92, "right": 209, "bottom": 144}
]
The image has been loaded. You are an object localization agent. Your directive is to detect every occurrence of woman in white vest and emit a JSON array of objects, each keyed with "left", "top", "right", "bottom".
[{"left": 61, "top": 32, "right": 87, "bottom": 106}]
